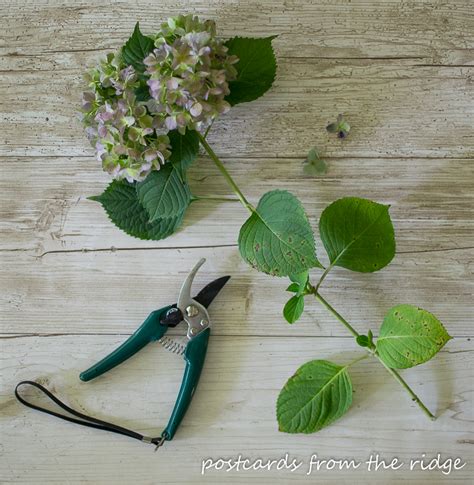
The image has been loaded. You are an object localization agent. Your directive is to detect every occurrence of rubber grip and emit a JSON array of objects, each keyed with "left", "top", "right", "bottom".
[
  {"left": 80, "top": 306, "right": 172, "bottom": 382},
  {"left": 163, "top": 328, "right": 210, "bottom": 440}
]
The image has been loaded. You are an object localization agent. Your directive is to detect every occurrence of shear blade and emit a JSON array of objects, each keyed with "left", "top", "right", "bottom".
[
  {"left": 160, "top": 275, "right": 230, "bottom": 326},
  {"left": 194, "top": 275, "right": 231, "bottom": 308}
]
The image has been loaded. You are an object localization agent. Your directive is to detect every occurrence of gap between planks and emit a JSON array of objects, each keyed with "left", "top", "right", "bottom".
[
  {"left": 1, "top": 333, "right": 472, "bottom": 340},
  {"left": 2, "top": 155, "right": 474, "bottom": 161},
  {"left": 3, "top": 50, "right": 472, "bottom": 67},
  {"left": 1, "top": 244, "right": 471, "bottom": 258}
]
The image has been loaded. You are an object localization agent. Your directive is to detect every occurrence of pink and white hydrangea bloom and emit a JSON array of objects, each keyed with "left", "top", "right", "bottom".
[{"left": 81, "top": 15, "right": 238, "bottom": 182}]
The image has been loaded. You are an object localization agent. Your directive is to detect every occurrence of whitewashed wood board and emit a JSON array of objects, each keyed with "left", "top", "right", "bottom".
[
  {"left": 1, "top": 157, "right": 472, "bottom": 253},
  {"left": 1, "top": 60, "right": 472, "bottom": 158},
  {"left": 1, "top": 246, "right": 473, "bottom": 337},
  {"left": 2, "top": 0, "right": 473, "bottom": 62},
  {"left": 1, "top": 0, "right": 473, "bottom": 483},
  {"left": 1, "top": 335, "right": 472, "bottom": 484}
]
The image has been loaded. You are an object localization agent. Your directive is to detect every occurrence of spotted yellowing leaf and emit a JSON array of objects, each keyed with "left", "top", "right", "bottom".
[
  {"left": 376, "top": 305, "right": 451, "bottom": 369},
  {"left": 238, "top": 190, "right": 322, "bottom": 276}
]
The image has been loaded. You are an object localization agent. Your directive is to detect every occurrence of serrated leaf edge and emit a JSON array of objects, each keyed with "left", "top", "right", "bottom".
[
  {"left": 319, "top": 197, "right": 394, "bottom": 269},
  {"left": 277, "top": 360, "right": 352, "bottom": 434}
]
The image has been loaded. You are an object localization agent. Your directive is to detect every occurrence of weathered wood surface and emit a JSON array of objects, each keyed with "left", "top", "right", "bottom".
[
  {"left": 1, "top": 60, "right": 473, "bottom": 158},
  {"left": 1, "top": 0, "right": 473, "bottom": 483},
  {"left": 1, "top": 247, "right": 473, "bottom": 337},
  {"left": 1, "top": 157, "right": 473, "bottom": 253},
  {"left": 1, "top": 336, "right": 473, "bottom": 484}
]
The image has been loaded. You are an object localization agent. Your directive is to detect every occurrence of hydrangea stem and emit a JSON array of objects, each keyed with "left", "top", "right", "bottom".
[
  {"left": 197, "top": 133, "right": 254, "bottom": 213},
  {"left": 198, "top": 130, "right": 435, "bottom": 422},
  {"left": 310, "top": 290, "right": 436, "bottom": 421},
  {"left": 312, "top": 290, "right": 360, "bottom": 338}
]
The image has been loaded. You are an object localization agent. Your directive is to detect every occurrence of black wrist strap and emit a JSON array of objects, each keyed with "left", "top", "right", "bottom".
[{"left": 15, "top": 381, "right": 166, "bottom": 449}]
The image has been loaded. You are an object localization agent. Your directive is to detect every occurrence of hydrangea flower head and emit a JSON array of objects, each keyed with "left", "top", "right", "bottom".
[{"left": 82, "top": 15, "right": 238, "bottom": 182}]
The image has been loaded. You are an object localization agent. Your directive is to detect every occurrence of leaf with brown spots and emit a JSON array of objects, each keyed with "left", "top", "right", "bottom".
[
  {"left": 238, "top": 190, "right": 322, "bottom": 276},
  {"left": 376, "top": 304, "right": 451, "bottom": 369}
]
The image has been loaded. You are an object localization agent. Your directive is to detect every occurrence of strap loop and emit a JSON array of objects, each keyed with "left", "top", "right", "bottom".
[{"left": 15, "top": 381, "right": 165, "bottom": 448}]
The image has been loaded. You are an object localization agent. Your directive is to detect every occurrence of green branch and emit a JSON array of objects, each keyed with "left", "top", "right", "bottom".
[
  {"left": 197, "top": 133, "right": 254, "bottom": 213},
  {"left": 310, "top": 290, "right": 436, "bottom": 421}
]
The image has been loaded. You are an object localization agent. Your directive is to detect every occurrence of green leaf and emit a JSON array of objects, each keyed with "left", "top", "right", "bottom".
[
  {"left": 286, "top": 283, "right": 300, "bottom": 293},
  {"left": 89, "top": 180, "right": 184, "bottom": 240},
  {"left": 283, "top": 295, "right": 305, "bottom": 324},
  {"left": 356, "top": 335, "right": 370, "bottom": 348},
  {"left": 357, "top": 330, "right": 375, "bottom": 349},
  {"left": 135, "top": 82, "right": 151, "bottom": 102},
  {"left": 319, "top": 197, "right": 395, "bottom": 273},
  {"left": 239, "top": 190, "right": 322, "bottom": 277},
  {"left": 376, "top": 305, "right": 451, "bottom": 369},
  {"left": 168, "top": 129, "right": 200, "bottom": 171},
  {"left": 367, "top": 329, "right": 374, "bottom": 346},
  {"left": 289, "top": 271, "right": 309, "bottom": 296},
  {"left": 277, "top": 360, "right": 353, "bottom": 434},
  {"left": 122, "top": 23, "right": 154, "bottom": 73},
  {"left": 225, "top": 36, "right": 277, "bottom": 106},
  {"left": 136, "top": 163, "right": 191, "bottom": 222}
]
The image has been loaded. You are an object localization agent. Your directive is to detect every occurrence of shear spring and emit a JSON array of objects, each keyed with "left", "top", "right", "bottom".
[{"left": 158, "top": 336, "right": 185, "bottom": 355}]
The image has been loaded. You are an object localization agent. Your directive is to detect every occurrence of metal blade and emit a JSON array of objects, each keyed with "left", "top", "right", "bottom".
[
  {"left": 159, "top": 275, "right": 231, "bottom": 326},
  {"left": 194, "top": 275, "right": 231, "bottom": 308},
  {"left": 177, "top": 258, "right": 206, "bottom": 313}
]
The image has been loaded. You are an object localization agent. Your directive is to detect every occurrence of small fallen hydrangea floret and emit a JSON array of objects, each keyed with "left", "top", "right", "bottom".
[
  {"left": 82, "top": 15, "right": 238, "bottom": 182},
  {"left": 303, "top": 147, "right": 327, "bottom": 175},
  {"left": 326, "top": 113, "right": 350, "bottom": 139}
]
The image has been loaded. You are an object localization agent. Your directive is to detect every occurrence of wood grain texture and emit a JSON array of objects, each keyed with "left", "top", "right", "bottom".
[
  {"left": 1, "top": 157, "right": 473, "bottom": 253},
  {"left": 1, "top": 0, "right": 473, "bottom": 483},
  {"left": 1, "top": 335, "right": 472, "bottom": 484},
  {"left": 1, "top": 60, "right": 473, "bottom": 158},
  {"left": 1, "top": 0, "right": 473, "bottom": 62},
  {"left": 1, "top": 247, "right": 472, "bottom": 337}
]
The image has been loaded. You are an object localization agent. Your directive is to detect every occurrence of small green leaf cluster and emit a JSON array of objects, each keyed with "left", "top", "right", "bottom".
[{"left": 284, "top": 271, "right": 309, "bottom": 323}]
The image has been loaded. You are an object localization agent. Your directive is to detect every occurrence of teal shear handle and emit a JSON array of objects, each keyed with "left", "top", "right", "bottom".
[
  {"left": 80, "top": 306, "right": 172, "bottom": 382},
  {"left": 163, "top": 328, "right": 210, "bottom": 440}
]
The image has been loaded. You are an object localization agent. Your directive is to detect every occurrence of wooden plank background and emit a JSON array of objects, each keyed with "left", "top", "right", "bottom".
[{"left": 1, "top": 1, "right": 473, "bottom": 483}]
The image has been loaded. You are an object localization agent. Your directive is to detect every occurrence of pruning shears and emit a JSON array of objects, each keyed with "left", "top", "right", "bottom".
[{"left": 15, "top": 258, "right": 230, "bottom": 449}]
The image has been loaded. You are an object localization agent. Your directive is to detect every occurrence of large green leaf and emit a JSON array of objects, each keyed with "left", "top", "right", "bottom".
[
  {"left": 376, "top": 305, "right": 451, "bottom": 369},
  {"left": 277, "top": 360, "right": 353, "bottom": 434},
  {"left": 136, "top": 163, "right": 191, "bottom": 222},
  {"left": 225, "top": 36, "right": 277, "bottom": 106},
  {"left": 283, "top": 295, "right": 305, "bottom": 324},
  {"left": 89, "top": 180, "right": 184, "bottom": 240},
  {"left": 122, "top": 23, "right": 155, "bottom": 73},
  {"left": 168, "top": 129, "right": 200, "bottom": 171},
  {"left": 238, "top": 190, "right": 321, "bottom": 276},
  {"left": 319, "top": 197, "right": 395, "bottom": 273}
]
